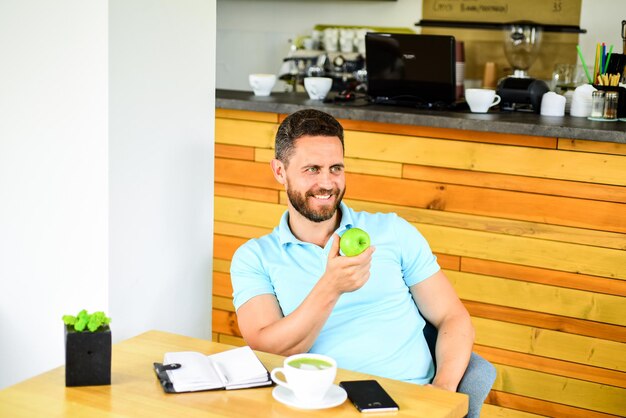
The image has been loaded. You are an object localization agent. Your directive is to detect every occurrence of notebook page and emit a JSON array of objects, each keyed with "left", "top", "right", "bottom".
[
  {"left": 164, "top": 351, "right": 226, "bottom": 392},
  {"left": 209, "top": 346, "right": 268, "bottom": 385}
]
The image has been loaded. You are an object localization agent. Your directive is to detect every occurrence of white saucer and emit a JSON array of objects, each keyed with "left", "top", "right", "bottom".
[
  {"left": 272, "top": 384, "right": 347, "bottom": 410},
  {"left": 587, "top": 116, "right": 618, "bottom": 122}
]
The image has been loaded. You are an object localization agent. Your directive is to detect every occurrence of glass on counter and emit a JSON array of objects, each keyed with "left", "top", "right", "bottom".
[
  {"left": 551, "top": 63, "right": 577, "bottom": 94},
  {"left": 603, "top": 91, "right": 619, "bottom": 120},
  {"left": 590, "top": 90, "right": 606, "bottom": 118}
]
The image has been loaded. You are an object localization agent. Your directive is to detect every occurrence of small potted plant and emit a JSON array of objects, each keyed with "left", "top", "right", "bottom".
[{"left": 62, "top": 309, "right": 112, "bottom": 387}]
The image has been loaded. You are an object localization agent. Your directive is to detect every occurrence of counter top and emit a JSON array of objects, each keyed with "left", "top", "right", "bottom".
[{"left": 216, "top": 89, "right": 626, "bottom": 144}]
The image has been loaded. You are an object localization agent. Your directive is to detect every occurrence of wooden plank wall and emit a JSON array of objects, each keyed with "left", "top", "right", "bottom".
[{"left": 212, "top": 108, "right": 626, "bottom": 418}]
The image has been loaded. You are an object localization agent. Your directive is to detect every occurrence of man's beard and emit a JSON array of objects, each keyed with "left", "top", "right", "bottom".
[{"left": 286, "top": 184, "right": 345, "bottom": 223}]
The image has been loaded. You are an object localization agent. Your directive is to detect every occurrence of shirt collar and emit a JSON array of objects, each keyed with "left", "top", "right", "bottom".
[{"left": 278, "top": 201, "right": 354, "bottom": 246}]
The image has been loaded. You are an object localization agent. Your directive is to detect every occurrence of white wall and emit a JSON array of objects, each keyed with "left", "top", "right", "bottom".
[
  {"left": 0, "top": 0, "right": 215, "bottom": 389},
  {"left": 216, "top": 0, "right": 624, "bottom": 91},
  {"left": 109, "top": 0, "right": 215, "bottom": 342},
  {"left": 0, "top": 1, "right": 109, "bottom": 388}
]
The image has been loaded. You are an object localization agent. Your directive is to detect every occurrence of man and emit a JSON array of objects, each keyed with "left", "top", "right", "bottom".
[{"left": 230, "top": 109, "right": 493, "bottom": 416}]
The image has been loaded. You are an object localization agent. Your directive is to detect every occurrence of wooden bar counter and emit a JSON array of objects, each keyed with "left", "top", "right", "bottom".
[{"left": 213, "top": 90, "right": 626, "bottom": 418}]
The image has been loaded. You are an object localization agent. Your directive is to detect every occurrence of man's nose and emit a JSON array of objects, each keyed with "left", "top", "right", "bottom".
[{"left": 317, "top": 170, "right": 334, "bottom": 188}]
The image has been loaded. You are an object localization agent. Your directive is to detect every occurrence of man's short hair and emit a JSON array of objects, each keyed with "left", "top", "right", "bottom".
[{"left": 275, "top": 109, "right": 344, "bottom": 164}]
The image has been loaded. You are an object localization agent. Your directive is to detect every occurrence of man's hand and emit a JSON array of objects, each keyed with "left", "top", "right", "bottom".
[{"left": 321, "top": 234, "right": 375, "bottom": 295}]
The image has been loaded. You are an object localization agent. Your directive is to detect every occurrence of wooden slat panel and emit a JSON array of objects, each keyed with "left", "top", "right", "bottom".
[
  {"left": 345, "top": 198, "right": 626, "bottom": 250},
  {"left": 461, "top": 258, "right": 626, "bottom": 297},
  {"left": 346, "top": 172, "right": 626, "bottom": 233},
  {"left": 464, "top": 300, "right": 626, "bottom": 343},
  {"left": 486, "top": 390, "right": 619, "bottom": 418},
  {"left": 218, "top": 334, "right": 246, "bottom": 347},
  {"left": 211, "top": 332, "right": 218, "bottom": 342},
  {"left": 254, "top": 147, "right": 274, "bottom": 162},
  {"left": 402, "top": 164, "right": 626, "bottom": 204},
  {"left": 213, "top": 234, "right": 246, "bottom": 261},
  {"left": 214, "top": 221, "right": 272, "bottom": 240},
  {"left": 448, "top": 270, "right": 626, "bottom": 326},
  {"left": 215, "top": 143, "right": 255, "bottom": 160},
  {"left": 473, "top": 317, "right": 626, "bottom": 372},
  {"left": 338, "top": 119, "right": 557, "bottom": 149},
  {"left": 558, "top": 138, "right": 626, "bottom": 156},
  {"left": 480, "top": 404, "right": 546, "bottom": 418},
  {"left": 344, "top": 131, "right": 626, "bottom": 185},
  {"left": 216, "top": 109, "right": 278, "bottom": 123},
  {"left": 211, "top": 309, "right": 241, "bottom": 337},
  {"left": 345, "top": 157, "right": 403, "bottom": 178},
  {"left": 212, "top": 295, "right": 235, "bottom": 312},
  {"left": 212, "top": 272, "right": 232, "bottom": 298},
  {"left": 213, "top": 258, "right": 230, "bottom": 274},
  {"left": 215, "top": 182, "right": 279, "bottom": 203},
  {"left": 215, "top": 158, "right": 280, "bottom": 190},
  {"left": 475, "top": 344, "right": 626, "bottom": 388},
  {"left": 215, "top": 196, "right": 285, "bottom": 229},
  {"left": 215, "top": 118, "right": 277, "bottom": 148},
  {"left": 418, "top": 223, "right": 626, "bottom": 280},
  {"left": 491, "top": 364, "right": 626, "bottom": 416},
  {"left": 435, "top": 253, "right": 460, "bottom": 271}
]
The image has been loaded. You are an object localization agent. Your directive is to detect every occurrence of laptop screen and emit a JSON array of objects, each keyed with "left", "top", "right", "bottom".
[{"left": 365, "top": 33, "right": 456, "bottom": 106}]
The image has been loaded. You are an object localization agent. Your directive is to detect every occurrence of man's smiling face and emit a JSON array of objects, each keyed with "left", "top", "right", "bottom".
[{"left": 282, "top": 135, "right": 346, "bottom": 223}]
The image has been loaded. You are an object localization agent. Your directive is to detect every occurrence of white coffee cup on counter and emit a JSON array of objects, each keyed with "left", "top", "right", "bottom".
[
  {"left": 270, "top": 353, "right": 337, "bottom": 403},
  {"left": 540, "top": 92, "right": 566, "bottom": 117},
  {"left": 249, "top": 73, "right": 276, "bottom": 97},
  {"left": 465, "top": 88, "right": 501, "bottom": 113},
  {"left": 304, "top": 77, "right": 333, "bottom": 101}
]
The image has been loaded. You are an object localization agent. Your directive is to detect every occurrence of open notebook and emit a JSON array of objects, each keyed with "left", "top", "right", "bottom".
[{"left": 153, "top": 346, "right": 271, "bottom": 393}]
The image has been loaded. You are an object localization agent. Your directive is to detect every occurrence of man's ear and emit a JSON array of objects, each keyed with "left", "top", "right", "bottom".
[{"left": 270, "top": 158, "right": 287, "bottom": 185}]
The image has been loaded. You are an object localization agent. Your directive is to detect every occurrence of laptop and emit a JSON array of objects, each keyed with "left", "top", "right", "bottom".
[{"left": 365, "top": 33, "right": 457, "bottom": 108}]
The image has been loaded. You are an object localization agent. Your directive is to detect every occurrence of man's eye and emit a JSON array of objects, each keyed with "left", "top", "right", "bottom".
[
  {"left": 306, "top": 167, "right": 318, "bottom": 173},
  {"left": 330, "top": 166, "right": 343, "bottom": 173}
]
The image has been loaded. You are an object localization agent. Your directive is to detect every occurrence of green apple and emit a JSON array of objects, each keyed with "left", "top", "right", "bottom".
[{"left": 340, "top": 228, "right": 371, "bottom": 257}]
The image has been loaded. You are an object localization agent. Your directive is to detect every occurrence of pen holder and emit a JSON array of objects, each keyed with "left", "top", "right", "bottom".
[{"left": 593, "top": 85, "right": 626, "bottom": 119}]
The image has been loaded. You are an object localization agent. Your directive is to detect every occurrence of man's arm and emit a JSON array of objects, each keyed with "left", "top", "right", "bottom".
[
  {"left": 410, "top": 270, "right": 475, "bottom": 392},
  {"left": 235, "top": 234, "right": 375, "bottom": 356}
]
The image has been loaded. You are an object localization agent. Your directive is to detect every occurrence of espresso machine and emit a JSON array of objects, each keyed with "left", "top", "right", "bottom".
[
  {"left": 497, "top": 22, "right": 550, "bottom": 112},
  {"left": 279, "top": 50, "right": 365, "bottom": 93}
]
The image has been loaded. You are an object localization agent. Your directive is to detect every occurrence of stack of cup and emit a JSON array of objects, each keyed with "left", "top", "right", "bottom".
[{"left": 569, "top": 84, "right": 596, "bottom": 117}]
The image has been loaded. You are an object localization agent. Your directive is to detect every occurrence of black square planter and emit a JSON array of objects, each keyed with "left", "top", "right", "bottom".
[{"left": 65, "top": 325, "right": 112, "bottom": 387}]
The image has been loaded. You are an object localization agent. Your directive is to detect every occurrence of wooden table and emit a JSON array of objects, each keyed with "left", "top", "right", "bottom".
[{"left": 0, "top": 330, "right": 468, "bottom": 417}]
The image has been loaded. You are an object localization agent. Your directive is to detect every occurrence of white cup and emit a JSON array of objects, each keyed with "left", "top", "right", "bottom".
[
  {"left": 270, "top": 353, "right": 336, "bottom": 403},
  {"left": 340, "top": 37, "right": 354, "bottom": 53},
  {"left": 540, "top": 92, "right": 566, "bottom": 116},
  {"left": 304, "top": 77, "right": 333, "bottom": 100},
  {"left": 465, "top": 88, "right": 501, "bottom": 113},
  {"left": 249, "top": 73, "right": 276, "bottom": 97}
]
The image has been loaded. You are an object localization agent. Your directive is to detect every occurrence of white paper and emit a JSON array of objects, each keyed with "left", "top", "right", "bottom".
[{"left": 162, "top": 346, "right": 270, "bottom": 392}]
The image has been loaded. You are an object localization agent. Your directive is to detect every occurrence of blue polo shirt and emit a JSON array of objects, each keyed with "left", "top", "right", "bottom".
[{"left": 230, "top": 202, "right": 440, "bottom": 384}]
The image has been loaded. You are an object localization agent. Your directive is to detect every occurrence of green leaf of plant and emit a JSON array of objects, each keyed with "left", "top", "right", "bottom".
[
  {"left": 88, "top": 312, "right": 105, "bottom": 331},
  {"left": 87, "top": 319, "right": 99, "bottom": 332},
  {"left": 77, "top": 309, "right": 89, "bottom": 322},
  {"left": 75, "top": 318, "right": 87, "bottom": 332},
  {"left": 63, "top": 309, "right": 110, "bottom": 332}
]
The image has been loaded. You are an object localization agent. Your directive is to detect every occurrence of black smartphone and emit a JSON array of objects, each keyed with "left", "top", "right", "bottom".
[{"left": 339, "top": 380, "right": 399, "bottom": 413}]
